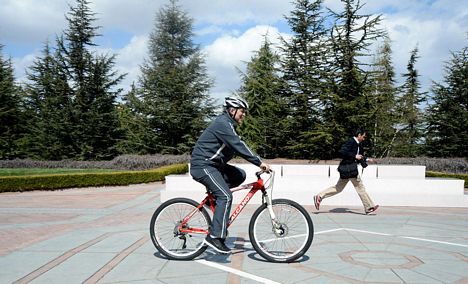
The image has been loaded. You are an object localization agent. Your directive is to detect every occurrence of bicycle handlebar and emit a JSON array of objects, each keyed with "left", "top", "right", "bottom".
[{"left": 255, "top": 169, "right": 274, "bottom": 179}]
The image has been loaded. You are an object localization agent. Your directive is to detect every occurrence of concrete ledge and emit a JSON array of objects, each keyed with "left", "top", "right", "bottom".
[{"left": 162, "top": 164, "right": 467, "bottom": 207}]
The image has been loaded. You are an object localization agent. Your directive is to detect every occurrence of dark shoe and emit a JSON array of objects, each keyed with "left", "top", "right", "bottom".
[
  {"left": 366, "top": 205, "right": 379, "bottom": 214},
  {"left": 204, "top": 235, "right": 231, "bottom": 254},
  {"left": 314, "top": 195, "right": 322, "bottom": 210}
]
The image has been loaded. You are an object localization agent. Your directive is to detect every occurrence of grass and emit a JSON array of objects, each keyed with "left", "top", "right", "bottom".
[{"left": 0, "top": 168, "right": 123, "bottom": 177}]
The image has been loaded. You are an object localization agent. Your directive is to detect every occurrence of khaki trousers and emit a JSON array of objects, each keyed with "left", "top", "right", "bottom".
[{"left": 318, "top": 177, "right": 375, "bottom": 210}]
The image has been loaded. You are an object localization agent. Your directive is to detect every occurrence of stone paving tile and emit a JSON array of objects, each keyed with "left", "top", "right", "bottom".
[{"left": 0, "top": 182, "right": 467, "bottom": 283}]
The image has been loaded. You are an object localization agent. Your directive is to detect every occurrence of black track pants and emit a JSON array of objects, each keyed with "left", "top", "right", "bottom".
[{"left": 190, "top": 164, "right": 246, "bottom": 238}]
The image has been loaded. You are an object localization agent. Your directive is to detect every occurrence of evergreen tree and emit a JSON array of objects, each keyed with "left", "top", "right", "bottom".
[
  {"left": 393, "top": 46, "right": 426, "bottom": 156},
  {"left": 24, "top": 0, "right": 124, "bottom": 160},
  {"left": 279, "top": 0, "right": 333, "bottom": 159},
  {"left": 426, "top": 45, "right": 468, "bottom": 157},
  {"left": 116, "top": 84, "right": 156, "bottom": 154},
  {"left": 328, "top": 0, "right": 384, "bottom": 147},
  {"left": 366, "top": 37, "right": 398, "bottom": 158},
  {"left": 23, "top": 42, "right": 75, "bottom": 160},
  {"left": 237, "top": 37, "right": 284, "bottom": 158},
  {"left": 0, "top": 44, "right": 23, "bottom": 159},
  {"left": 60, "top": 0, "right": 124, "bottom": 160},
  {"left": 124, "top": 0, "right": 214, "bottom": 154}
]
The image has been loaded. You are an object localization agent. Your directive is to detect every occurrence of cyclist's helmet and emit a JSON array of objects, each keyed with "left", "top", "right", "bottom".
[{"left": 224, "top": 96, "right": 249, "bottom": 109}]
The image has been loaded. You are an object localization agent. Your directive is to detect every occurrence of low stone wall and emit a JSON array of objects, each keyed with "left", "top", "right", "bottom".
[{"left": 162, "top": 164, "right": 467, "bottom": 208}]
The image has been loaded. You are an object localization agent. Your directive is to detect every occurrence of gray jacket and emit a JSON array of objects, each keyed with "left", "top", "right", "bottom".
[{"left": 190, "top": 111, "right": 262, "bottom": 169}]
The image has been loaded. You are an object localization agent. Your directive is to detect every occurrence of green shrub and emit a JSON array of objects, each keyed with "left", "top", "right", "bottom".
[
  {"left": 426, "top": 171, "right": 468, "bottom": 188},
  {"left": 0, "top": 163, "right": 188, "bottom": 193}
]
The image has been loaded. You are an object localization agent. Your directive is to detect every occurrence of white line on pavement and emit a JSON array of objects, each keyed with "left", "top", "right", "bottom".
[
  {"left": 195, "top": 227, "right": 466, "bottom": 283},
  {"left": 196, "top": 259, "right": 282, "bottom": 284},
  {"left": 343, "top": 228, "right": 392, "bottom": 236},
  {"left": 339, "top": 228, "right": 467, "bottom": 247},
  {"left": 259, "top": 233, "right": 308, "bottom": 244},
  {"left": 315, "top": 228, "right": 344, "bottom": 234},
  {"left": 400, "top": 236, "right": 468, "bottom": 248},
  {"left": 242, "top": 228, "right": 343, "bottom": 248}
]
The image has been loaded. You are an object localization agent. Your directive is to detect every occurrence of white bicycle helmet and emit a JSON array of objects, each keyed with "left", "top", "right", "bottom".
[{"left": 223, "top": 96, "right": 249, "bottom": 109}]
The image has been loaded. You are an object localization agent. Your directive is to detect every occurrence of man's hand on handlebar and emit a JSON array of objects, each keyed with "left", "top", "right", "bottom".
[{"left": 259, "top": 162, "right": 271, "bottom": 173}]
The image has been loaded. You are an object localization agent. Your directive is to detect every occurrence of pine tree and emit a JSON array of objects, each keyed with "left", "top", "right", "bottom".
[
  {"left": 366, "top": 37, "right": 398, "bottom": 158},
  {"left": 328, "top": 0, "right": 384, "bottom": 146},
  {"left": 279, "top": 0, "right": 333, "bottom": 159},
  {"left": 23, "top": 42, "right": 76, "bottom": 160},
  {"left": 426, "top": 45, "right": 468, "bottom": 157},
  {"left": 0, "top": 44, "right": 23, "bottom": 159},
  {"left": 124, "top": 0, "right": 214, "bottom": 154},
  {"left": 393, "top": 46, "right": 426, "bottom": 156},
  {"left": 60, "top": 0, "right": 124, "bottom": 160},
  {"left": 237, "top": 37, "right": 283, "bottom": 158},
  {"left": 116, "top": 84, "right": 156, "bottom": 154},
  {"left": 24, "top": 0, "right": 125, "bottom": 160}
]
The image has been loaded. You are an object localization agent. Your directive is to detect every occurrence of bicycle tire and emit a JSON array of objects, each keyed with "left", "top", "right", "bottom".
[
  {"left": 150, "top": 198, "right": 211, "bottom": 260},
  {"left": 249, "top": 198, "right": 314, "bottom": 262}
]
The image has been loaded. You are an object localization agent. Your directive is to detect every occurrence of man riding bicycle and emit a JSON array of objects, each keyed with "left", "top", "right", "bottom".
[{"left": 190, "top": 96, "right": 271, "bottom": 254}]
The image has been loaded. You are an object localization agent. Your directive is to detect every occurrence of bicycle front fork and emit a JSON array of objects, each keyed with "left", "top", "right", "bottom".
[{"left": 263, "top": 191, "right": 283, "bottom": 234}]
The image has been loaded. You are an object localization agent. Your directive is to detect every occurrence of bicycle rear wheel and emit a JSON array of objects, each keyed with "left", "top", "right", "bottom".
[
  {"left": 249, "top": 199, "right": 313, "bottom": 262},
  {"left": 150, "top": 198, "right": 211, "bottom": 260}
]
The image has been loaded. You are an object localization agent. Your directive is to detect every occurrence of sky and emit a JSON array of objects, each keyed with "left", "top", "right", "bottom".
[{"left": 1, "top": 0, "right": 467, "bottom": 104}]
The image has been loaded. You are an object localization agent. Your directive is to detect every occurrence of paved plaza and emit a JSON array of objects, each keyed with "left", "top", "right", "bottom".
[{"left": 0, "top": 182, "right": 467, "bottom": 283}]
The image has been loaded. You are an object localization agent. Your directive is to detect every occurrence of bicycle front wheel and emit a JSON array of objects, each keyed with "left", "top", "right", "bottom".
[
  {"left": 249, "top": 199, "right": 314, "bottom": 262},
  {"left": 150, "top": 198, "right": 211, "bottom": 260}
]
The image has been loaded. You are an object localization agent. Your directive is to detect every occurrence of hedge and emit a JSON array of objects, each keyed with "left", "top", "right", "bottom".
[
  {"left": 0, "top": 163, "right": 188, "bottom": 193},
  {"left": 426, "top": 171, "right": 468, "bottom": 188}
]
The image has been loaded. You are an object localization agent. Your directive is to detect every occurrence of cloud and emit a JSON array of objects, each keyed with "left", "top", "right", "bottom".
[
  {"left": 382, "top": 13, "right": 466, "bottom": 86},
  {"left": 99, "top": 24, "right": 289, "bottom": 103},
  {"left": 195, "top": 25, "right": 225, "bottom": 37},
  {"left": 203, "top": 25, "right": 287, "bottom": 103},
  {"left": 88, "top": 0, "right": 161, "bottom": 36},
  {"left": 184, "top": 0, "right": 293, "bottom": 25},
  {"left": 107, "top": 25, "right": 287, "bottom": 101},
  {"left": 0, "top": 0, "right": 67, "bottom": 44},
  {"left": 112, "top": 35, "right": 148, "bottom": 91},
  {"left": 11, "top": 52, "right": 37, "bottom": 83},
  {"left": 2, "top": 0, "right": 466, "bottom": 101},
  {"left": 86, "top": 0, "right": 293, "bottom": 36},
  {"left": 325, "top": 0, "right": 467, "bottom": 89}
]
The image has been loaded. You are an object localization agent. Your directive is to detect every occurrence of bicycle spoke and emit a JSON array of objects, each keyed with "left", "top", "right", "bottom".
[
  {"left": 150, "top": 199, "right": 210, "bottom": 260},
  {"left": 259, "top": 233, "right": 308, "bottom": 244},
  {"left": 249, "top": 200, "right": 313, "bottom": 262}
]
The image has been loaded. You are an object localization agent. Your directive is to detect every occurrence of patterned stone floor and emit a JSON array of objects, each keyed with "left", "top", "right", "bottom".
[{"left": 0, "top": 183, "right": 467, "bottom": 283}]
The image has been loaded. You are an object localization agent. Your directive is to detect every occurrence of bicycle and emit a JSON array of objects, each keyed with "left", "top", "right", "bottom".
[{"left": 149, "top": 170, "right": 314, "bottom": 263}]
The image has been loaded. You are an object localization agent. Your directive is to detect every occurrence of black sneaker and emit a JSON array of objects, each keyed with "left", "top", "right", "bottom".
[
  {"left": 204, "top": 235, "right": 231, "bottom": 254},
  {"left": 314, "top": 195, "right": 322, "bottom": 211}
]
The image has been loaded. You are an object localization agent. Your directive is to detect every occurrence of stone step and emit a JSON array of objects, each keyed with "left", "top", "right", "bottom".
[
  {"left": 161, "top": 188, "right": 468, "bottom": 207},
  {"left": 162, "top": 164, "right": 467, "bottom": 207},
  {"left": 166, "top": 175, "right": 463, "bottom": 195}
]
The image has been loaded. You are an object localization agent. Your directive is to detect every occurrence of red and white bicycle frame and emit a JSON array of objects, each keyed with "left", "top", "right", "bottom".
[{"left": 178, "top": 171, "right": 277, "bottom": 235}]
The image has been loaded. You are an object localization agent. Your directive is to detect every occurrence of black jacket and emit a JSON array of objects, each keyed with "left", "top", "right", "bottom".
[
  {"left": 190, "top": 112, "right": 262, "bottom": 169},
  {"left": 339, "top": 137, "right": 364, "bottom": 165}
]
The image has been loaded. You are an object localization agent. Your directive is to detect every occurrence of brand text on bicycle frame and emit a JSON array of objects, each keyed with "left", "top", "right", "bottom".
[{"left": 229, "top": 190, "right": 255, "bottom": 225}]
